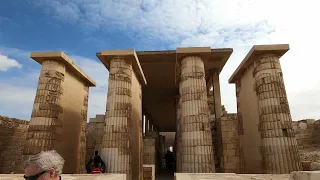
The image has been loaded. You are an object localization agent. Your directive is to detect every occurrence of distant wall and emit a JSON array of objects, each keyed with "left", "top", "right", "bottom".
[
  {"left": 0, "top": 115, "right": 29, "bottom": 173},
  {"left": 293, "top": 119, "right": 320, "bottom": 148},
  {"left": 85, "top": 115, "right": 105, "bottom": 163},
  {"left": 220, "top": 114, "right": 239, "bottom": 173}
]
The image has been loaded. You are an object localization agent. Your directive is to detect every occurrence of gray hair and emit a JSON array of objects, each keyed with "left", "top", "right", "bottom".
[{"left": 23, "top": 150, "right": 65, "bottom": 176}]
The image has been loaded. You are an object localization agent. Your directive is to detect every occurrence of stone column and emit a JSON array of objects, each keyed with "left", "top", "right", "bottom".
[
  {"left": 102, "top": 57, "right": 132, "bottom": 177},
  {"left": 179, "top": 55, "right": 215, "bottom": 173},
  {"left": 175, "top": 96, "right": 182, "bottom": 172},
  {"left": 99, "top": 49, "right": 146, "bottom": 180},
  {"left": 212, "top": 72, "right": 222, "bottom": 119},
  {"left": 235, "top": 80, "right": 245, "bottom": 173},
  {"left": 24, "top": 60, "right": 65, "bottom": 155},
  {"left": 253, "top": 53, "right": 302, "bottom": 173},
  {"left": 78, "top": 85, "right": 89, "bottom": 173}
]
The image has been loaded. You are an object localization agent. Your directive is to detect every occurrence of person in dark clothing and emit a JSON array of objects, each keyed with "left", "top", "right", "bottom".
[
  {"left": 86, "top": 150, "right": 106, "bottom": 173},
  {"left": 164, "top": 150, "right": 174, "bottom": 172}
]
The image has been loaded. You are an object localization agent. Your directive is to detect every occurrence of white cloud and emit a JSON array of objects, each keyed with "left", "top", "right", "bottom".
[
  {"left": 0, "top": 53, "right": 22, "bottom": 71},
  {"left": 0, "top": 51, "right": 108, "bottom": 120},
  {"left": 32, "top": 0, "right": 320, "bottom": 120},
  {"left": 3, "top": 0, "right": 320, "bottom": 120}
]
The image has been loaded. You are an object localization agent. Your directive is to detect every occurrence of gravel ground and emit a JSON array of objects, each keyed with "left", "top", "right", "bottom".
[{"left": 299, "top": 145, "right": 320, "bottom": 162}]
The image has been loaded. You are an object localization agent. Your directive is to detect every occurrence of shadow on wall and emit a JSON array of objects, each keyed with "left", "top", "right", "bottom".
[{"left": 0, "top": 116, "right": 29, "bottom": 174}]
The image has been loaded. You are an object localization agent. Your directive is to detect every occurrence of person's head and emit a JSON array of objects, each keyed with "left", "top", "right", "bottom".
[
  {"left": 23, "top": 150, "right": 65, "bottom": 180},
  {"left": 94, "top": 151, "right": 98, "bottom": 156}
]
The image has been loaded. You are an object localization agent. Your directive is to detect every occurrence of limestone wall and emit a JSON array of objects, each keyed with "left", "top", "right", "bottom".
[
  {"left": 85, "top": 115, "right": 105, "bottom": 163},
  {"left": 143, "top": 138, "right": 156, "bottom": 165},
  {"left": 143, "top": 165, "right": 155, "bottom": 180},
  {"left": 0, "top": 116, "right": 29, "bottom": 173},
  {"left": 220, "top": 114, "right": 239, "bottom": 173},
  {"left": 292, "top": 119, "right": 320, "bottom": 148}
]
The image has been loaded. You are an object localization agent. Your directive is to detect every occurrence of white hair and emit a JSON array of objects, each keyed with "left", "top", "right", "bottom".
[{"left": 23, "top": 150, "right": 65, "bottom": 176}]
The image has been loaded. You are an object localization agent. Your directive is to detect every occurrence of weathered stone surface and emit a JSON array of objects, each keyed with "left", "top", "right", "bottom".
[
  {"left": 143, "top": 165, "right": 155, "bottom": 180},
  {"left": 0, "top": 116, "right": 29, "bottom": 173},
  {"left": 85, "top": 115, "right": 105, "bottom": 163},
  {"left": 143, "top": 138, "right": 156, "bottom": 165},
  {"left": 253, "top": 53, "right": 301, "bottom": 174},
  {"left": 178, "top": 55, "right": 214, "bottom": 173},
  {"left": 0, "top": 174, "right": 126, "bottom": 180},
  {"left": 310, "top": 162, "right": 320, "bottom": 171},
  {"left": 290, "top": 171, "right": 320, "bottom": 180},
  {"left": 175, "top": 173, "right": 289, "bottom": 180}
]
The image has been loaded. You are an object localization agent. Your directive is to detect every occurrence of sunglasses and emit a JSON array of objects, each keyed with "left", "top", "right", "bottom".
[{"left": 23, "top": 171, "right": 48, "bottom": 180}]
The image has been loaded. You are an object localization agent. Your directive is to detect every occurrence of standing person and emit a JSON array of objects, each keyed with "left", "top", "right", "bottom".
[
  {"left": 163, "top": 150, "right": 174, "bottom": 172},
  {"left": 23, "top": 150, "right": 65, "bottom": 180}
]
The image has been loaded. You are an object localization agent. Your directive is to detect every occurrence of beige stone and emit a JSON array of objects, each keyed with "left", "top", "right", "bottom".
[
  {"left": 229, "top": 44, "right": 302, "bottom": 174},
  {"left": 174, "top": 173, "right": 289, "bottom": 180},
  {"left": 0, "top": 174, "right": 126, "bottom": 180},
  {"left": 2, "top": 44, "right": 315, "bottom": 176},
  {"left": 290, "top": 171, "right": 320, "bottom": 180},
  {"left": 97, "top": 50, "right": 146, "bottom": 180},
  {"left": 24, "top": 52, "right": 96, "bottom": 174},
  {"left": 143, "top": 164, "right": 155, "bottom": 180}
]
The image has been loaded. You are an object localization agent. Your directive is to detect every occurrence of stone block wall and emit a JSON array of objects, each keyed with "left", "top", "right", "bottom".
[
  {"left": 143, "top": 138, "right": 156, "bottom": 165},
  {"left": 143, "top": 165, "right": 155, "bottom": 180},
  {"left": 0, "top": 115, "right": 29, "bottom": 173},
  {"left": 210, "top": 119, "right": 222, "bottom": 172},
  {"left": 85, "top": 115, "right": 105, "bottom": 163},
  {"left": 220, "top": 114, "right": 239, "bottom": 173}
]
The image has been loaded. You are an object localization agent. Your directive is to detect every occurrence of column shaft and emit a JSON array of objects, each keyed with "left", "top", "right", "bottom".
[
  {"left": 253, "top": 53, "right": 302, "bottom": 173},
  {"left": 78, "top": 85, "right": 89, "bottom": 173},
  {"left": 179, "top": 56, "right": 214, "bottom": 173},
  {"left": 176, "top": 96, "right": 182, "bottom": 172},
  {"left": 24, "top": 60, "right": 65, "bottom": 155},
  {"left": 235, "top": 81, "right": 245, "bottom": 173},
  {"left": 212, "top": 73, "right": 222, "bottom": 118},
  {"left": 102, "top": 57, "right": 132, "bottom": 178}
]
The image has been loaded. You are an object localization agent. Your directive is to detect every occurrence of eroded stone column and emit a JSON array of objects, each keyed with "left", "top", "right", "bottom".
[
  {"left": 175, "top": 96, "right": 182, "bottom": 172},
  {"left": 212, "top": 73, "right": 222, "bottom": 119},
  {"left": 102, "top": 57, "right": 132, "bottom": 177},
  {"left": 253, "top": 53, "right": 302, "bottom": 173},
  {"left": 179, "top": 56, "right": 215, "bottom": 173},
  {"left": 78, "top": 85, "right": 89, "bottom": 173},
  {"left": 24, "top": 60, "right": 65, "bottom": 155},
  {"left": 235, "top": 80, "right": 245, "bottom": 173}
]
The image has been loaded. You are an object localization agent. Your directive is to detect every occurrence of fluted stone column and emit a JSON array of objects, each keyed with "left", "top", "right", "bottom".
[
  {"left": 78, "top": 85, "right": 89, "bottom": 173},
  {"left": 235, "top": 80, "right": 245, "bottom": 173},
  {"left": 24, "top": 60, "right": 65, "bottom": 155},
  {"left": 179, "top": 55, "right": 215, "bottom": 173},
  {"left": 102, "top": 57, "right": 132, "bottom": 176},
  {"left": 175, "top": 96, "right": 182, "bottom": 172},
  {"left": 253, "top": 53, "right": 302, "bottom": 173}
]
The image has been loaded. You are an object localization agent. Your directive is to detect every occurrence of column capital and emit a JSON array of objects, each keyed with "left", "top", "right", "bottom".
[
  {"left": 97, "top": 49, "right": 147, "bottom": 86},
  {"left": 228, "top": 44, "right": 289, "bottom": 83},
  {"left": 176, "top": 47, "right": 211, "bottom": 62},
  {"left": 31, "top": 52, "right": 96, "bottom": 87}
]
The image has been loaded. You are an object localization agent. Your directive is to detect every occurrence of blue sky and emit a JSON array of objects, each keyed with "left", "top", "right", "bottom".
[{"left": 0, "top": 0, "right": 319, "bottom": 121}]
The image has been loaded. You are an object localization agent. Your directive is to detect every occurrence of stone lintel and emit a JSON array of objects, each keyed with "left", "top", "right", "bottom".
[
  {"left": 96, "top": 49, "right": 147, "bottom": 86},
  {"left": 228, "top": 44, "right": 289, "bottom": 83},
  {"left": 30, "top": 52, "right": 96, "bottom": 87}
]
